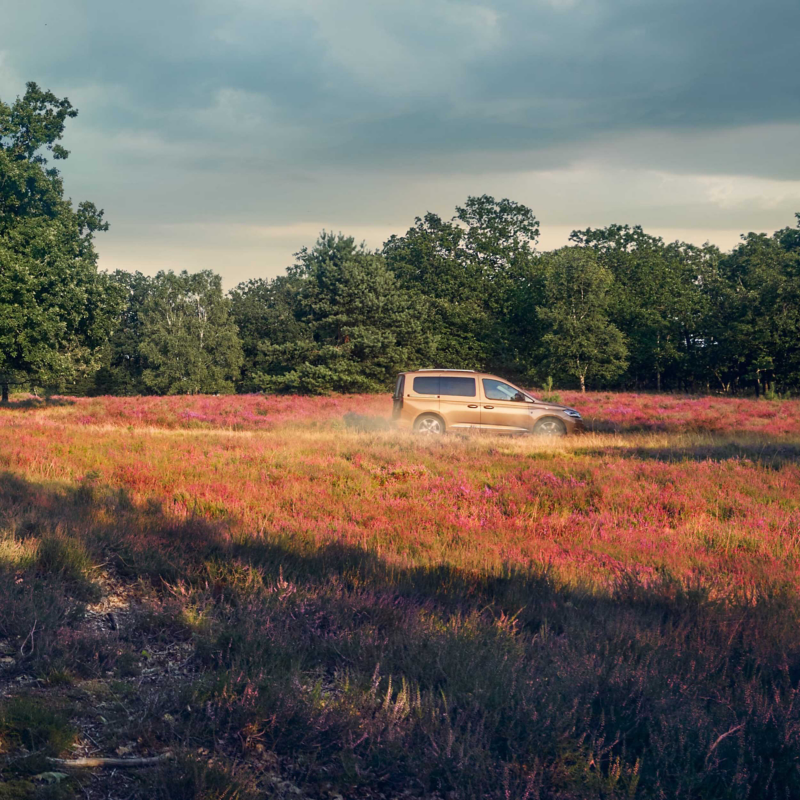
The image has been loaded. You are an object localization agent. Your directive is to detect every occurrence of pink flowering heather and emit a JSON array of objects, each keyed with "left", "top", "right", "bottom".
[
  {"left": 0, "top": 391, "right": 799, "bottom": 591},
  {"left": 2, "top": 391, "right": 800, "bottom": 798}
]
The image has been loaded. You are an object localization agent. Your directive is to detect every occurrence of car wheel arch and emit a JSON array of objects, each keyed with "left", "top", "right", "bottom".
[
  {"left": 414, "top": 412, "right": 446, "bottom": 434},
  {"left": 533, "top": 416, "right": 567, "bottom": 436}
]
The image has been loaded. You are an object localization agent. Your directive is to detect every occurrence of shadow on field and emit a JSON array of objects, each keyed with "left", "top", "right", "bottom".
[
  {"left": 581, "top": 418, "right": 675, "bottom": 435},
  {"left": 3, "top": 470, "right": 800, "bottom": 799},
  {"left": 0, "top": 396, "right": 76, "bottom": 411},
  {"left": 585, "top": 441, "right": 800, "bottom": 468}
]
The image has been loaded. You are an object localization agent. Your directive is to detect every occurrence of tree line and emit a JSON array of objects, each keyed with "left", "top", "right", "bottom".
[{"left": 3, "top": 83, "right": 800, "bottom": 400}]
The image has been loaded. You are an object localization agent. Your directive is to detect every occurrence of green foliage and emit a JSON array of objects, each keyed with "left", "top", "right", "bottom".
[
  {"left": 0, "top": 697, "right": 75, "bottom": 757},
  {"left": 35, "top": 535, "right": 100, "bottom": 602},
  {"left": 536, "top": 247, "right": 628, "bottom": 391},
  {"left": 98, "top": 270, "right": 244, "bottom": 395},
  {"left": 0, "top": 696, "right": 79, "bottom": 798},
  {"left": 776, "top": 213, "right": 800, "bottom": 252},
  {"left": 228, "top": 205, "right": 800, "bottom": 396},
  {"left": 138, "top": 271, "right": 243, "bottom": 395},
  {"left": 384, "top": 196, "right": 541, "bottom": 375},
  {"left": 236, "top": 233, "right": 432, "bottom": 393},
  {"left": 2, "top": 77, "right": 799, "bottom": 401},
  {"left": 0, "top": 83, "right": 122, "bottom": 398},
  {"left": 539, "top": 375, "right": 562, "bottom": 403},
  {"left": 384, "top": 212, "right": 491, "bottom": 369},
  {"left": 455, "top": 193, "right": 540, "bottom": 273},
  {"left": 92, "top": 270, "right": 151, "bottom": 394},
  {"left": 703, "top": 230, "right": 800, "bottom": 394},
  {"left": 763, "top": 382, "right": 791, "bottom": 401},
  {"left": 570, "top": 224, "right": 714, "bottom": 390},
  {"left": 228, "top": 274, "right": 308, "bottom": 392}
]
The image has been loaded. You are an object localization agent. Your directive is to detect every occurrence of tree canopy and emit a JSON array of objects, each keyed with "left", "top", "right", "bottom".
[
  {"left": 384, "top": 196, "right": 541, "bottom": 376},
  {"left": 0, "top": 82, "right": 121, "bottom": 400},
  {"left": 99, "top": 270, "right": 243, "bottom": 395},
  {"left": 231, "top": 233, "right": 433, "bottom": 394},
  {"left": 536, "top": 247, "right": 628, "bottom": 392},
  {"left": 114, "top": 207, "right": 800, "bottom": 397},
  {"left": 4, "top": 82, "right": 800, "bottom": 399}
]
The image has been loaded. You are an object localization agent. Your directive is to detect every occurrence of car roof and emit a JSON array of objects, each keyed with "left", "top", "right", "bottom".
[{"left": 403, "top": 370, "right": 504, "bottom": 380}]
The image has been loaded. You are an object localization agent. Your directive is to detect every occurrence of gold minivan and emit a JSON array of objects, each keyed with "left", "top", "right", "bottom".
[{"left": 392, "top": 370, "right": 583, "bottom": 436}]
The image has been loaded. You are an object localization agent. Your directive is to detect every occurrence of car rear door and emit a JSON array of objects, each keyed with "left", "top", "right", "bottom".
[{"left": 407, "top": 375, "right": 440, "bottom": 418}]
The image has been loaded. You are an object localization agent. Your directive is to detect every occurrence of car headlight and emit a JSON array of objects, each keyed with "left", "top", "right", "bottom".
[{"left": 563, "top": 409, "right": 581, "bottom": 419}]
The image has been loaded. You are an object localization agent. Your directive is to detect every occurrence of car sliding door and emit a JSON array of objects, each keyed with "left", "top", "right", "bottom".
[{"left": 439, "top": 376, "right": 479, "bottom": 430}]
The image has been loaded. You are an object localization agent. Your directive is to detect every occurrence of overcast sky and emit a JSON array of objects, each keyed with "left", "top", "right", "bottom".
[{"left": 2, "top": 0, "right": 799, "bottom": 286}]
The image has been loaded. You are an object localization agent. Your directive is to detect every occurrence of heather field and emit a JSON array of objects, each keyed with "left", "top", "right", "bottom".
[{"left": 2, "top": 393, "right": 800, "bottom": 799}]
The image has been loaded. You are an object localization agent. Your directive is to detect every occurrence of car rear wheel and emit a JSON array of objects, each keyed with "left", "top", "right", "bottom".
[
  {"left": 533, "top": 417, "right": 567, "bottom": 437},
  {"left": 415, "top": 414, "right": 444, "bottom": 435}
]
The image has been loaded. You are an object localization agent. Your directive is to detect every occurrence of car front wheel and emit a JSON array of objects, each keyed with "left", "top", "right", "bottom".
[
  {"left": 415, "top": 414, "right": 444, "bottom": 435},
  {"left": 533, "top": 417, "right": 567, "bottom": 437}
]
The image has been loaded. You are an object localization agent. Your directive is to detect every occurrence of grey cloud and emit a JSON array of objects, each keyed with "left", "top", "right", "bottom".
[
  {"left": 2, "top": 0, "right": 799, "bottom": 283},
  {"left": 7, "top": 0, "right": 796, "bottom": 160}
]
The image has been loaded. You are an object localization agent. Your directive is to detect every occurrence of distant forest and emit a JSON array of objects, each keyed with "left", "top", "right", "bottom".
[
  {"left": 97, "top": 206, "right": 800, "bottom": 397},
  {"left": 3, "top": 83, "right": 800, "bottom": 399}
]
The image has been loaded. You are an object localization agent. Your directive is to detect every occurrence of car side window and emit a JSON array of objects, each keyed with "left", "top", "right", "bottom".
[
  {"left": 440, "top": 377, "right": 476, "bottom": 397},
  {"left": 483, "top": 379, "right": 523, "bottom": 401},
  {"left": 412, "top": 376, "right": 440, "bottom": 395}
]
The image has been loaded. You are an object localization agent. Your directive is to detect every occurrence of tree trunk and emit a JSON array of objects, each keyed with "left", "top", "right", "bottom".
[
  {"left": 1, "top": 382, "right": 8, "bottom": 404},
  {"left": 656, "top": 370, "right": 661, "bottom": 393},
  {"left": 580, "top": 374, "right": 585, "bottom": 393}
]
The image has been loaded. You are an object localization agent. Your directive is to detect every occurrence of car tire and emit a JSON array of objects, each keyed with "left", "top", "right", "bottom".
[
  {"left": 533, "top": 417, "right": 567, "bottom": 437},
  {"left": 414, "top": 414, "right": 444, "bottom": 435}
]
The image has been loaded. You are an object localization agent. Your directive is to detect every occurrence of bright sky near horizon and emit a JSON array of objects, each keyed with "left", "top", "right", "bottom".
[{"left": 2, "top": 0, "right": 799, "bottom": 287}]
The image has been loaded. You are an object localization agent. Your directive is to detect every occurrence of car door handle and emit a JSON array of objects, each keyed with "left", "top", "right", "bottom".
[
  {"left": 483, "top": 405, "right": 494, "bottom": 409},
  {"left": 468, "top": 404, "right": 478, "bottom": 408}
]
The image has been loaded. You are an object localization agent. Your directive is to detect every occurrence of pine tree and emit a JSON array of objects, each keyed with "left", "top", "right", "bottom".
[{"left": 251, "top": 233, "right": 432, "bottom": 393}]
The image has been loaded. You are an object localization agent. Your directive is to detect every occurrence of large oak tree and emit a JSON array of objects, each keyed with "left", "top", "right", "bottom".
[{"left": 0, "top": 83, "right": 121, "bottom": 401}]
